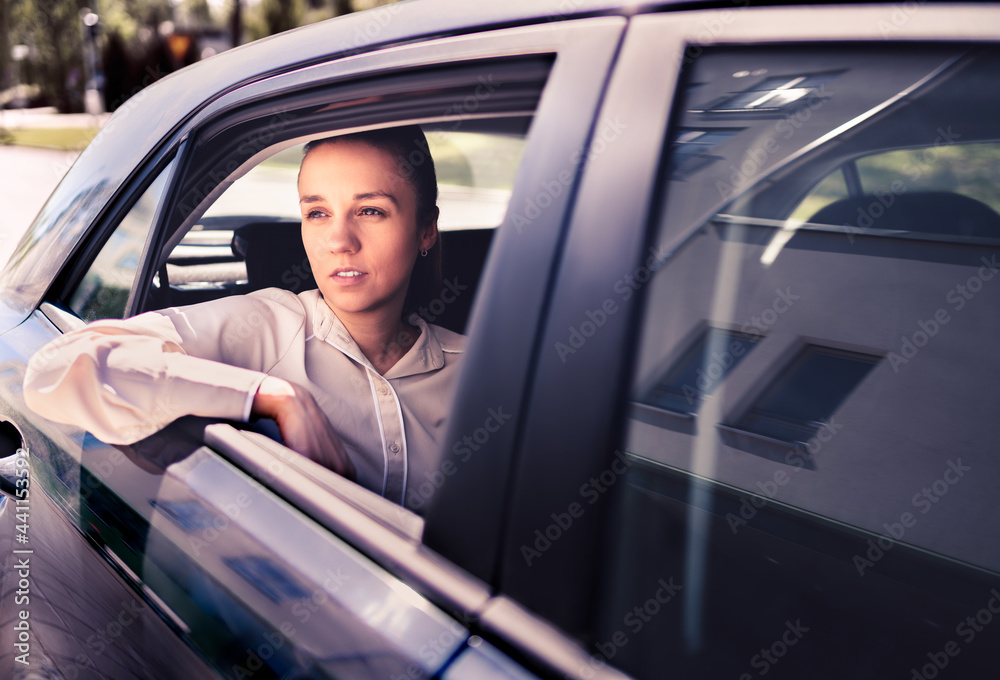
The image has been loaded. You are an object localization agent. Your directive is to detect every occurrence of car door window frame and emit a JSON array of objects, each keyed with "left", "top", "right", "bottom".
[{"left": 42, "top": 146, "right": 184, "bottom": 330}]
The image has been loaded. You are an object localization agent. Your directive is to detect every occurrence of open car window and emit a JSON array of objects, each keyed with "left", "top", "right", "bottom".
[
  {"left": 162, "top": 128, "right": 527, "bottom": 319},
  {"left": 41, "top": 48, "right": 555, "bottom": 557}
]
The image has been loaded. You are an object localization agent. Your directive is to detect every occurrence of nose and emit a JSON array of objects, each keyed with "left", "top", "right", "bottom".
[{"left": 322, "top": 212, "right": 361, "bottom": 254}]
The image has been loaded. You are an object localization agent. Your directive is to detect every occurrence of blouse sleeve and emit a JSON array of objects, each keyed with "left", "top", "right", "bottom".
[{"left": 23, "top": 289, "right": 306, "bottom": 445}]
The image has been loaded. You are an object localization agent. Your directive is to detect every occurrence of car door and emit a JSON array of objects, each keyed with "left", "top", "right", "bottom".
[
  {"left": 0, "top": 14, "right": 630, "bottom": 680},
  {"left": 447, "top": 4, "right": 1000, "bottom": 680}
]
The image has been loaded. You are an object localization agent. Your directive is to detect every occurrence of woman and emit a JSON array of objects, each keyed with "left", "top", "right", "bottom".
[{"left": 23, "top": 126, "right": 464, "bottom": 507}]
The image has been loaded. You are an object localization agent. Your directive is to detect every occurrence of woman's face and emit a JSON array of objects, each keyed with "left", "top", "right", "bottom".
[{"left": 298, "top": 140, "right": 436, "bottom": 322}]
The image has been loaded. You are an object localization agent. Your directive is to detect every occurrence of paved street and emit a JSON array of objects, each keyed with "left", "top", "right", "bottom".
[
  {"left": 0, "top": 108, "right": 101, "bottom": 266},
  {"left": 0, "top": 145, "right": 81, "bottom": 267}
]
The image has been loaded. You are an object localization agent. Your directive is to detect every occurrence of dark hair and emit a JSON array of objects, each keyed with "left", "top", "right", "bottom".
[{"left": 302, "top": 126, "right": 441, "bottom": 320}]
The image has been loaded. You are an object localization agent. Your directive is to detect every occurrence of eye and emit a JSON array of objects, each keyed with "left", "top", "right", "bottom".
[
  {"left": 305, "top": 209, "right": 328, "bottom": 220},
  {"left": 359, "top": 207, "right": 385, "bottom": 217}
]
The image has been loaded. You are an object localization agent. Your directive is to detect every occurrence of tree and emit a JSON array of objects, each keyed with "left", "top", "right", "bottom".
[
  {"left": 6, "top": 0, "right": 88, "bottom": 112},
  {"left": 247, "top": 0, "right": 307, "bottom": 42}
]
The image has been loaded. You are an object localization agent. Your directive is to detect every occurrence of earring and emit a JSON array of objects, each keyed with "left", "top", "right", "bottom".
[{"left": 420, "top": 249, "right": 428, "bottom": 257}]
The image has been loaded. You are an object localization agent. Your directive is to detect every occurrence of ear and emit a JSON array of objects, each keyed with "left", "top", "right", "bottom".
[{"left": 419, "top": 206, "right": 439, "bottom": 252}]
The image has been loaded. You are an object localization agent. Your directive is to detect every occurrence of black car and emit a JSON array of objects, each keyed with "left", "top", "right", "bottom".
[{"left": 2, "top": 1, "right": 1000, "bottom": 678}]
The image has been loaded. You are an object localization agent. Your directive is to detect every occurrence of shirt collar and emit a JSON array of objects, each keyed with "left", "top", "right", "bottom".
[{"left": 310, "top": 293, "right": 444, "bottom": 377}]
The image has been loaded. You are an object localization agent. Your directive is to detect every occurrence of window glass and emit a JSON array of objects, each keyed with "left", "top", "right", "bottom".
[
  {"left": 700, "top": 72, "right": 840, "bottom": 113},
  {"left": 669, "top": 128, "right": 743, "bottom": 180},
  {"left": 734, "top": 345, "right": 879, "bottom": 442},
  {"left": 639, "top": 327, "right": 759, "bottom": 415},
  {"left": 68, "top": 160, "right": 174, "bottom": 321},
  {"left": 599, "top": 44, "right": 1000, "bottom": 680},
  {"left": 787, "top": 169, "right": 847, "bottom": 220},
  {"left": 792, "top": 142, "right": 1000, "bottom": 225},
  {"left": 855, "top": 143, "right": 1000, "bottom": 212}
]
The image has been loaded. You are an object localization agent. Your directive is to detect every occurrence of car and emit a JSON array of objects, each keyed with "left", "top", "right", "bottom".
[{"left": 1, "top": 1, "right": 1000, "bottom": 678}]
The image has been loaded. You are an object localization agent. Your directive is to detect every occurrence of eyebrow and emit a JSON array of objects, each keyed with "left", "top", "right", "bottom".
[
  {"left": 299, "top": 190, "right": 399, "bottom": 206},
  {"left": 354, "top": 190, "right": 399, "bottom": 207}
]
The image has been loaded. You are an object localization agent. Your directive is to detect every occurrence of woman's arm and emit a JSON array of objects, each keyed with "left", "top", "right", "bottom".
[
  {"left": 24, "top": 291, "right": 356, "bottom": 479},
  {"left": 24, "top": 321, "right": 267, "bottom": 445}
]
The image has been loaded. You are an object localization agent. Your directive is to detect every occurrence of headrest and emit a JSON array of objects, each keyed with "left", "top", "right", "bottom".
[{"left": 808, "top": 191, "right": 1000, "bottom": 238}]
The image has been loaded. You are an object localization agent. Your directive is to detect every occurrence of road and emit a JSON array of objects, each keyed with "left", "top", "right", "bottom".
[{"left": 0, "top": 145, "right": 80, "bottom": 266}]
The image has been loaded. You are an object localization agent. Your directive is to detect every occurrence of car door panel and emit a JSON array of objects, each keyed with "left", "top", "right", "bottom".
[
  {"left": 502, "top": 7, "right": 1000, "bottom": 679},
  {"left": 0, "top": 309, "right": 476, "bottom": 679},
  {"left": 0, "top": 310, "right": 216, "bottom": 679},
  {"left": 142, "top": 441, "right": 470, "bottom": 679}
]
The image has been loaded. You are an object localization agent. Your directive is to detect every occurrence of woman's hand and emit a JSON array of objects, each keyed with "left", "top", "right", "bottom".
[{"left": 251, "top": 376, "right": 356, "bottom": 480}]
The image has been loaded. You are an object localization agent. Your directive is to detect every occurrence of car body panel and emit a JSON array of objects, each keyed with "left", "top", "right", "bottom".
[{"left": 2, "top": 3, "right": 1000, "bottom": 679}]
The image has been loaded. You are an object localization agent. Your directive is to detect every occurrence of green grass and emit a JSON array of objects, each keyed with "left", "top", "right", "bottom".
[{"left": 0, "top": 126, "right": 100, "bottom": 151}]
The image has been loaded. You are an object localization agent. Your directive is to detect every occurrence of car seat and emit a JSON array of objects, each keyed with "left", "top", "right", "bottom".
[{"left": 807, "top": 190, "right": 1000, "bottom": 238}]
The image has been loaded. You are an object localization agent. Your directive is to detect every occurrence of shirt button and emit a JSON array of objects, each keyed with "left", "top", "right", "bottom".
[
  {"left": 379, "top": 384, "right": 389, "bottom": 395},
  {"left": 390, "top": 443, "right": 400, "bottom": 454}
]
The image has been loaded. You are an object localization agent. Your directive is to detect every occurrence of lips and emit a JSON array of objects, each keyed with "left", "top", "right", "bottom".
[{"left": 330, "top": 267, "right": 368, "bottom": 285}]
